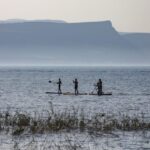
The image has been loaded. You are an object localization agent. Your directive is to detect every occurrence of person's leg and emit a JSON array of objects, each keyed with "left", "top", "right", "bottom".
[
  {"left": 58, "top": 85, "right": 61, "bottom": 94},
  {"left": 100, "top": 87, "right": 102, "bottom": 95},
  {"left": 98, "top": 89, "right": 100, "bottom": 96},
  {"left": 100, "top": 90, "right": 102, "bottom": 95},
  {"left": 58, "top": 87, "right": 59, "bottom": 93},
  {"left": 75, "top": 88, "right": 78, "bottom": 95},
  {"left": 75, "top": 86, "right": 77, "bottom": 95},
  {"left": 77, "top": 88, "right": 79, "bottom": 94}
]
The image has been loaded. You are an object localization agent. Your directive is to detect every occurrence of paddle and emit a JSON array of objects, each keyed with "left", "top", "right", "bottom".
[
  {"left": 91, "top": 84, "right": 97, "bottom": 93},
  {"left": 48, "top": 80, "right": 58, "bottom": 84},
  {"left": 49, "top": 80, "right": 52, "bottom": 83}
]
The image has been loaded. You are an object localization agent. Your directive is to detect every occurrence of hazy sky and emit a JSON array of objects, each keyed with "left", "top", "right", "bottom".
[{"left": 0, "top": 0, "right": 150, "bottom": 32}]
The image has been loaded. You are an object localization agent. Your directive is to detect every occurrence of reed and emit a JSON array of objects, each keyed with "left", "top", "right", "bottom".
[{"left": 0, "top": 104, "right": 149, "bottom": 136}]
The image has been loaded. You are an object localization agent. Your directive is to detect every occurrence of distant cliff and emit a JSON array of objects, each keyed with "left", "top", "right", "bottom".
[
  {"left": 123, "top": 33, "right": 150, "bottom": 49},
  {"left": 0, "top": 20, "right": 150, "bottom": 65},
  {"left": 0, "top": 21, "right": 131, "bottom": 48}
]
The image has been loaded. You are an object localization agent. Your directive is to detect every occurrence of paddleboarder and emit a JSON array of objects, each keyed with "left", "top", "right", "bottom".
[
  {"left": 73, "top": 78, "right": 79, "bottom": 95},
  {"left": 97, "top": 79, "right": 103, "bottom": 96},
  {"left": 57, "top": 78, "right": 62, "bottom": 94}
]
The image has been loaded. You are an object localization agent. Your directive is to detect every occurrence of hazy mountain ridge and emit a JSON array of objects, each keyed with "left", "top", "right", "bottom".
[
  {"left": 0, "top": 20, "right": 150, "bottom": 65},
  {"left": 0, "top": 20, "right": 132, "bottom": 48},
  {"left": 123, "top": 33, "right": 150, "bottom": 49}
]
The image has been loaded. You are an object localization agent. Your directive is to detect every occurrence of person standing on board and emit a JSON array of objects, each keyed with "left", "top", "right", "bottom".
[
  {"left": 97, "top": 79, "right": 103, "bottom": 96},
  {"left": 57, "top": 78, "right": 62, "bottom": 94},
  {"left": 73, "top": 78, "right": 79, "bottom": 95}
]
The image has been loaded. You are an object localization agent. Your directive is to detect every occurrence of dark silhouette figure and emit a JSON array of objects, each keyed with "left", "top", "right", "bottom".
[
  {"left": 97, "top": 79, "right": 103, "bottom": 96},
  {"left": 57, "top": 78, "right": 62, "bottom": 94},
  {"left": 73, "top": 78, "right": 79, "bottom": 95}
]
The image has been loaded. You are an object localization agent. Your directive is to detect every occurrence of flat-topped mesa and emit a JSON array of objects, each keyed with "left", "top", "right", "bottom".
[
  {"left": 0, "top": 20, "right": 127, "bottom": 48},
  {"left": 1, "top": 20, "right": 150, "bottom": 65},
  {"left": 68, "top": 20, "right": 112, "bottom": 27}
]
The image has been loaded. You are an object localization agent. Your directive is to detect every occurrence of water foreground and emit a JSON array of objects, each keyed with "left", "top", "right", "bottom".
[
  {"left": 0, "top": 66, "right": 150, "bottom": 149},
  {"left": 0, "top": 105, "right": 150, "bottom": 150},
  {"left": 0, "top": 131, "right": 150, "bottom": 150}
]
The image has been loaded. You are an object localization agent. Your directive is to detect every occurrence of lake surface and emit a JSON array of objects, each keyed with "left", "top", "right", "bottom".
[
  {"left": 0, "top": 66, "right": 150, "bottom": 149},
  {"left": 0, "top": 66, "right": 150, "bottom": 115}
]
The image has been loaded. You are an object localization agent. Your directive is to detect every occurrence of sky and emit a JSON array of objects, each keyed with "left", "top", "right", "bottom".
[{"left": 0, "top": 0, "right": 150, "bottom": 32}]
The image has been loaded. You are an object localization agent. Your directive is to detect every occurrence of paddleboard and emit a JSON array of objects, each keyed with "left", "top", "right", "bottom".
[
  {"left": 46, "top": 92, "right": 88, "bottom": 95},
  {"left": 45, "top": 92, "right": 62, "bottom": 94},
  {"left": 89, "top": 92, "right": 112, "bottom": 96},
  {"left": 63, "top": 92, "right": 88, "bottom": 95},
  {"left": 46, "top": 92, "right": 112, "bottom": 96}
]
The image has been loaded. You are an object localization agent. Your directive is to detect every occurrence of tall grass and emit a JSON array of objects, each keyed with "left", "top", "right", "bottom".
[{"left": 0, "top": 103, "right": 149, "bottom": 136}]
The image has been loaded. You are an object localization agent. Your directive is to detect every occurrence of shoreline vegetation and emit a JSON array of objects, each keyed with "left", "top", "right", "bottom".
[{"left": 0, "top": 103, "right": 150, "bottom": 136}]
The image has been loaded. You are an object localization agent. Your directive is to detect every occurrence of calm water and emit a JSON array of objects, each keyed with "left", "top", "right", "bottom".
[
  {"left": 0, "top": 66, "right": 150, "bottom": 149},
  {"left": 0, "top": 66, "right": 150, "bottom": 116}
]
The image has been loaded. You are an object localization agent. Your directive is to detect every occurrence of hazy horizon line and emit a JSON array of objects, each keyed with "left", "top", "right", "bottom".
[{"left": 0, "top": 65, "right": 150, "bottom": 68}]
